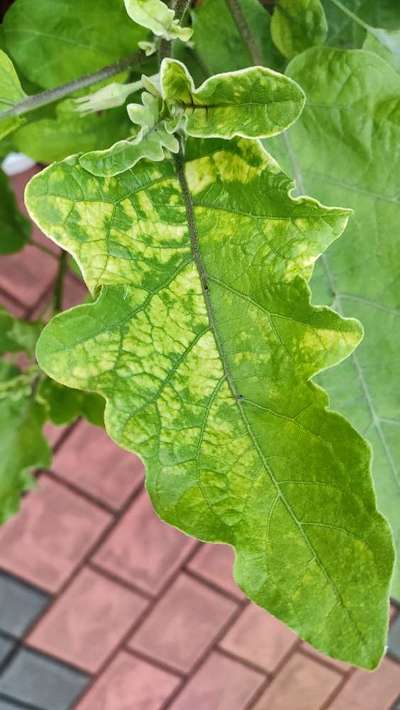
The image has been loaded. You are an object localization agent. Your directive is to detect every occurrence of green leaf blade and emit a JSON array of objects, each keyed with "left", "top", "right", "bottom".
[
  {"left": 0, "top": 307, "right": 41, "bottom": 356},
  {"left": 28, "top": 139, "right": 394, "bottom": 669},
  {"left": 161, "top": 60, "right": 306, "bottom": 139},
  {"left": 3, "top": 0, "right": 147, "bottom": 89},
  {"left": 0, "top": 49, "right": 26, "bottom": 140},
  {"left": 0, "top": 375, "right": 51, "bottom": 524},
  {"left": 0, "top": 169, "right": 30, "bottom": 254},
  {"left": 79, "top": 92, "right": 179, "bottom": 178}
]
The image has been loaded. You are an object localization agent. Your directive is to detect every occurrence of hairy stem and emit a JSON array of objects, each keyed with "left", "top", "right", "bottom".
[
  {"left": 30, "top": 369, "right": 45, "bottom": 399},
  {"left": 174, "top": 0, "right": 192, "bottom": 21},
  {"left": 159, "top": 0, "right": 191, "bottom": 61},
  {"left": 0, "top": 51, "right": 145, "bottom": 121},
  {"left": 159, "top": 38, "right": 172, "bottom": 62},
  {"left": 53, "top": 251, "right": 67, "bottom": 313},
  {"left": 225, "top": 0, "right": 264, "bottom": 65}
]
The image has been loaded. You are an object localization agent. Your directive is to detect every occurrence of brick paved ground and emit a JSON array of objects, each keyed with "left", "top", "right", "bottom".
[{"left": 0, "top": 168, "right": 399, "bottom": 709}]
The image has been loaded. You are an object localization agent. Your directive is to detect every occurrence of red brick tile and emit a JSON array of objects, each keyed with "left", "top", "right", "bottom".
[
  {"left": 62, "top": 273, "right": 89, "bottom": 310},
  {"left": 220, "top": 604, "right": 297, "bottom": 673},
  {"left": 328, "top": 658, "right": 400, "bottom": 710},
  {"left": 300, "top": 642, "right": 351, "bottom": 674},
  {"left": 252, "top": 653, "right": 340, "bottom": 710},
  {"left": 93, "top": 492, "right": 195, "bottom": 594},
  {"left": 130, "top": 574, "right": 237, "bottom": 673},
  {"left": 10, "top": 168, "right": 59, "bottom": 254},
  {"left": 9, "top": 166, "right": 37, "bottom": 189},
  {"left": 77, "top": 651, "right": 179, "bottom": 710},
  {"left": 29, "top": 273, "right": 88, "bottom": 321},
  {"left": 10, "top": 167, "right": 40, "bottom": 213},
  {"left": 5, "top": 168, "right": 58, "bottom": 306},
  {"left": 0, "top": 476, "right": 110, "bottom": 592},
  {"left": 187, "top": 543, "right": 245, "bottom": 600},
  {"left": 172, "top": 651, "right": 264, "bottom": 710},
  {"left": 0, "top": 245, "right": 57, "bottom": 308},
  {"left": 0, "top": 291, "right": 25, "bottom": 317},
  {"left": 28, "top": 568, "right": 148, "bottom": 673},
  {"left": 43, "top": 422, "right": 66, "bottom": 449},
  {"left": 54, "top": 421, "right": 143, "bottom": 509}
]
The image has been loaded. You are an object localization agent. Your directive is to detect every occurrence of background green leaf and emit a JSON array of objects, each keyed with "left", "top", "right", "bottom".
[
  {"left": 322, "top": 0, "right": 400, "bottom": 48},
  {"left": 0, "top": 168, "right": 30, "bottom": 254},
  {"left": 38, "top": 378, "right": 105, "bottom": 426},
  {"left": 0, "top": 373, "right": 50, "bottom": 524},
  {"left": 12, "top": 99, "right": 133, "bottom": 163},
  {"left": 271, "top": 0, "right": 328, "bottom": 59},
  {"left": 0, "top": 48, "right": 26, "bottom": 139},
  {"left": 0, "top": 307, "right": 41, "bottom": 356},
  {"left": 191, "top": 0, "right": 280, "bottom": 74},
  {"left": 3, "top": 0, "right": 147, "bottom": 89},
  {"left": 363, "top": 27, "right": 400, "bottom": 72},
  {"left": 269, "top": 47, "right": 400, "bottom": 595},
  {"left": 27, "top": 139, "right": 393, "bottom": 669}
]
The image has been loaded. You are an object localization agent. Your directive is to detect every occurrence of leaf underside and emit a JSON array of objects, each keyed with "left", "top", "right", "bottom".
[
  {"left": 27, "top": 137, "right": 393, "bottom": 669},
  {"left": 269, "top": 46, "right": 400, "bottom": 597},
  {"left": 124, "top": 0, "right": 192, "bottom": 41}
]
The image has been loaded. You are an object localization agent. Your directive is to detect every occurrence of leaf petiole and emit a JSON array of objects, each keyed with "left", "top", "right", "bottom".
[
  {"left": 225, "top": 0, "right": 264, "bottom": 64},
  {"left": 328, "top": 0, "right": 371, "bottom": 32},
  {"left": 53, "top": 251, "right": 67, "bottom": 314}
]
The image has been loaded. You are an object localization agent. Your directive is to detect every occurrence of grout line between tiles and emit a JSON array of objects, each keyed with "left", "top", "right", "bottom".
[
  {"left": 73, "top": 542, "right": 204, "bottom": 707},
  {"left": 52, "top": 419, "right": 81, "bottom": 454},
  {"left": 160, "top": 599, "right": 250, "bottom": 710},
  {"left": 215, "top": 644, "right": 271, "bottom": 678},
  {"left": 183, "top": 565, "right": 245, "bottom": 605},
  {"left": 0, "top": 483, "right": 146, "bottom": 695},
  {"left": 123, "top": 646, "right": 186, "bottom": 678},
  {"left": 297, "top": 646, "right": 349, "bottom": 676},
  {"left": 129, "top": 589, "right": 244, "bottom": 678},
  {"left": 88, "top": 561, "right": 152, "bottom": 601},
  {"left": 0, "top": 692, "right": 43, "bottom": 710},
  {"left": 0, "top": 285, "right": 27, "bottom": 312},
  {"left": 244, "top": 639, "right": 303, "bottom": 710},
  {"left": 40, "top": 470, "right": 116, "bottom": 516},
  {"left": 319, "top": 667, "right": 356, "bottom": 710}
]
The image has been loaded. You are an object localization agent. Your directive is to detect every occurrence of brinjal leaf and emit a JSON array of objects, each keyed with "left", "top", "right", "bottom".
[{"left": 26, "top": 137, "right": 393, "bottom": 669}]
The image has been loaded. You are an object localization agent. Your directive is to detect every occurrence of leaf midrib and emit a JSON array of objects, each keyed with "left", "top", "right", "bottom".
[{"left": 175, "top": 149, "right": 370, "bottom": 658}]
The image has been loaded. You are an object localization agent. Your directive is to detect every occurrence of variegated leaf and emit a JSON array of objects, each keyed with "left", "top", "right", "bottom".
[{"left": 26, "top": 137, "right": 394, "bottom": 669}]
